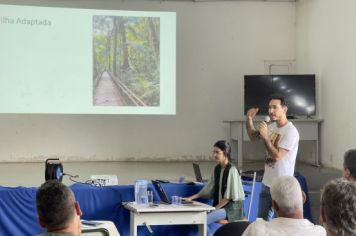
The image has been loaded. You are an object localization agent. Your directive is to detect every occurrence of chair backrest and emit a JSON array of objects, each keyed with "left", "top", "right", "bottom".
[
  {"left": 213, "top": 221, "right": 250, "bottom": 236},
  {"left": 241, "top": 171, "right": 256, "bottom": 221},
  {"left": 82, "top": 228, "right": 110, "bottom": 236},
  {"left": 81, "top": 220, "right": 121, "bottom": 236}
]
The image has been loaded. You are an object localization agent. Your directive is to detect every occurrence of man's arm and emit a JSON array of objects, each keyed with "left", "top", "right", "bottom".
[
  {"left": 259, "top": 122, "right": 288, "bottom": 161},
  {"left": 263, "top": 138, "right": 289, "bottom": 161},
  {"left": 246, "top": 108, "right": 259, "bottom": 140}
]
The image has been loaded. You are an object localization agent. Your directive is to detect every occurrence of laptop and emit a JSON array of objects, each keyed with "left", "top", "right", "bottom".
[
  {"left": 192, "top": 163, "right": 208, "bottom": 183},
  {"left": 151, "top": 180, "right": 194, "bottom": 205}
]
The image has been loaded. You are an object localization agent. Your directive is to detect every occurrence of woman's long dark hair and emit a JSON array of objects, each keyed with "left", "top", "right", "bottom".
[{"left": 214, "top": 140, "right": 231, "bottom": 162}]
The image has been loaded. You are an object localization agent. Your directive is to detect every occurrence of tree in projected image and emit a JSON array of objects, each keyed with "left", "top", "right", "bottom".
[{"left": 93, "top": 15, "right": 160, "bottom": 107}]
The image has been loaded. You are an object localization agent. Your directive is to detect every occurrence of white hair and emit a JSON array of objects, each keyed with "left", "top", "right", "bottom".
[{"left": 270, "top": 176, "right": 303, "bottom": 215}]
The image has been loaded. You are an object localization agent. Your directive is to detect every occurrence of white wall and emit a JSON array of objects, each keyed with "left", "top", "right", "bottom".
[
  {"left": 0, "top": 1, "right": 295, "bottom": 164},
  {"left": 296, "top": 0, "right": 356, "bottom": 168}
]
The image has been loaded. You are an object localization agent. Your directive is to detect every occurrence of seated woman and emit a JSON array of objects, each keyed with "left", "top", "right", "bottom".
[{"left": 184, "top": 140, "right": 245, "bottom": 235}]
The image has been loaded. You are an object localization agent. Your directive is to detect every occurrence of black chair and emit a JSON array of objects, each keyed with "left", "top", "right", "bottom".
[{"left": 213, "top": 221, "right": 250, "bottom": 236}]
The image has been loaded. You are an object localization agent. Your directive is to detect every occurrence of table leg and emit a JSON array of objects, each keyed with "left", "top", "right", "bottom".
[
  {"left": 130, "top": 212, "right": 137, "bottom": 236},
  {"left": 198, "top": 222, "right": 207, "bottom": 236}
]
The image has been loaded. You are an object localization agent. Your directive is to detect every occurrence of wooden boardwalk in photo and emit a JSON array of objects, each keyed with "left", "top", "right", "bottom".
[{"left": 93, "top": 71, "right": 124, "bottom": 106}]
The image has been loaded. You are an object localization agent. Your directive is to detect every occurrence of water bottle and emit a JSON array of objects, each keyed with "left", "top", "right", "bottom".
[{"left": 134, "top": 180, "right": 148, "bottom": 205}]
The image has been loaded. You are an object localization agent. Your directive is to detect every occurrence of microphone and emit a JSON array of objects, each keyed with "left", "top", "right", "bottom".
[{"left": 264, "top": 116, "right": 271, "bottom": 123}]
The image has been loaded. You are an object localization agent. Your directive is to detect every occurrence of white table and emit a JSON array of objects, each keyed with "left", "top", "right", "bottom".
[
  {"left": 124, "top": 202, "right": 215, "bottom": 236},
  {"left": 224, "top": 118, "right": 323, "bottom": 167}
]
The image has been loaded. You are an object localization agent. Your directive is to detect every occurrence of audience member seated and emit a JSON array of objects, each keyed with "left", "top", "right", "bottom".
[
  {"left": 242, "top": 176, "right": 325, "bottom": 236},
  {"left": 36, "top": 180, "right": 82, "bottom": 236},
  {"left": 183, "top": 140, "right": 245, "bottom": 236},
  {"left": 320, "top": 178, "right": 356, "bottom": 236},
  {"left": 343, "top": 149, "right": 356, "bottom": 181}
]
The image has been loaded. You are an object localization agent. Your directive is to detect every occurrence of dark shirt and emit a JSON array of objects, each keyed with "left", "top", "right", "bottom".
[{"left": 40, "top": 233, "right": 76, "bottom": 236}]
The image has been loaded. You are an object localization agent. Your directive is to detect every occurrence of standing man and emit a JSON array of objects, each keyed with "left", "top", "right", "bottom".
[{"left": 246, "top": 94, "right": 299, "bottom": 221}]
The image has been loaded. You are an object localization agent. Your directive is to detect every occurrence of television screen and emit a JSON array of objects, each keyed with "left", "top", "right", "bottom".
[
  {"left": 244, "top": 74, "right": 316, "bottom": 116},
  {"left": 244, "top": 75, "right": 273, "bottom": 115}
]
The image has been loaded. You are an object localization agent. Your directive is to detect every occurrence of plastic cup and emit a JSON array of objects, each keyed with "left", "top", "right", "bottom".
[
  {"left": 171, "top": 196, "right": 182, "bottom": 206},
  {"left": 178, "top": 176, "right": 185, "bottom": 183},
  {"left": 147, "top": 190, "right": 153, "bottom": 206},
  {"left": 140, "top": 195, "right": 148, "bottom": 205}
]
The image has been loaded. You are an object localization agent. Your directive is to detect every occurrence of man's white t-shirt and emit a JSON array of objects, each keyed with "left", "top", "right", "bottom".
[
  {"left": 242, "top": 217, "right": 326, "bottom": 236},
  {"left": 262, "top": 121, "right": 299, "bottom": 187}
]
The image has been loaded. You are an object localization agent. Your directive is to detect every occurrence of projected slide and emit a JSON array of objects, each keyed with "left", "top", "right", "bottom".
[
  {"left": 0, "top": 5, "right": 176, "bottom": 114},
  {"left": 93, "top": 16, "right": 160, "bottom": 107}
]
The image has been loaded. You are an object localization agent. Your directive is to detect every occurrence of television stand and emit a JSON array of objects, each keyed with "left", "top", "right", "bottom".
[{"left": 223, "top": 118, "right": 323, "bottom": 168}]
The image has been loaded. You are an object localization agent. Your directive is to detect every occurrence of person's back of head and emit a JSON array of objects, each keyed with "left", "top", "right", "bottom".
[
  {"left": 320, "top": 178, "right": 356, "bottom": 236},
  {"left": 270, "top": 176, "right": 303, "bottom": 217},
  {"left": 36, "top": 180, "right": 81, "bottom": 234},
  {"left": 343, "top": 149, "right": 356, "bottom": 181}
]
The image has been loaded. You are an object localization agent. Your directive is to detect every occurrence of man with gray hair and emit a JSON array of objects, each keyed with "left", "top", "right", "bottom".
[
  {"left": 320, "top": 178, "right": 356, "bottom": 236},
  {"left": 343, "top": 149, "right": 356, "bottom": 181},
  {"left": 36, "top": 180, "right": 82, "bottom": 236},
  {"left": 242, "top": 176, "right": 325, "bottom": 236}
]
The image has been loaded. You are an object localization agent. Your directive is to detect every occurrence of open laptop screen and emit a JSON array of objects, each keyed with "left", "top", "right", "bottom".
[
  {"left": 193, "top": 163, "right": 204, "bottom": 182},
  {"left": 151, "top": 180, "right": 171, "bottom": 204},
  {"left": 151, "top": 180, "right": 194, "bottom": 205}
]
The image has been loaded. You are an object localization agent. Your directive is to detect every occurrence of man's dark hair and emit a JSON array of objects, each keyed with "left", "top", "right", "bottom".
[
  {"left": 269, "top": 93, "right": 288, "bottom": 107},
  {"left": 36, "top": 180, "right": 75, "bottom": 230},
  {"left": 344, "top": 149, "right": 356, "bottom": 179}
]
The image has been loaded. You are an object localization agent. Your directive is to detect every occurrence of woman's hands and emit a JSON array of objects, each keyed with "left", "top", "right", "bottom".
[{"left": 181, "top": 197, "right": 193, "bottom": 202}]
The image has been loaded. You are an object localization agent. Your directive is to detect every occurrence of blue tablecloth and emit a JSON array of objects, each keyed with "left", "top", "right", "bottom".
[{"left": 0, "top": 175, "right": 312, "bottom": 236}]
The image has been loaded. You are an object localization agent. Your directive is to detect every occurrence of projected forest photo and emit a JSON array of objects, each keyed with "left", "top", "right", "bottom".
[{"left": 93, "top": 16, "right": 160, "bottom": 107}]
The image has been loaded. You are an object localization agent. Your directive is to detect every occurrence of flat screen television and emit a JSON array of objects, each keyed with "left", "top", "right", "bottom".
[{"left": 244, "top": 74, "right": 316, "bottom": 117}]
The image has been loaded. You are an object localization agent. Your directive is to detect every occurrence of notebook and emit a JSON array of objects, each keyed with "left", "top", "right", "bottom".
[
  {"left": 192, "top": 163, "right": 208, "bottom": 183},
  {"left": 151, "top": 180, "right": 194, "bottom": 205}
]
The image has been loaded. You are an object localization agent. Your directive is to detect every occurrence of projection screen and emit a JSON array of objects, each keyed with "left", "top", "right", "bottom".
[{"left": 0, "top": 4, "right": 176, "bottom": 114}]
